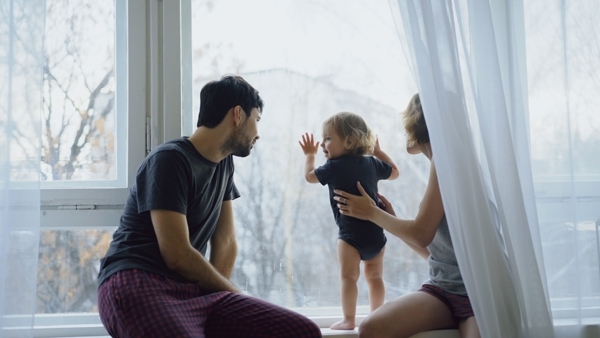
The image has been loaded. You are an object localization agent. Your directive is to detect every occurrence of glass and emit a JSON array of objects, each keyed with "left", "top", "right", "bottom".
[
  {"left": 36, "top": 0, "right": 123, "bottom": 315},
  {"left": 41, "top": 0, "right": 116, "bottom": 183},
  {"left": 191, "top": 0, "right": 429, "bottom": 310},
  {"left": 36, "top": 229, "right": 114, "bottom": 314},
  {"left": 525, "top": 0, "right": 600, "bottom": 180},
  {"left": 524, "top": 0, "right": 600, "bottom": 325}
]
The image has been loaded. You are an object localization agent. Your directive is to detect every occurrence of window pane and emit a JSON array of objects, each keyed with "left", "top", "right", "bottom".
[
  {"left": 192, "top": 0, "right": 429, "bottom": 310},
  {"left": 526, "top": 0, "right": 600, "bottom": 180},
  {"left": 36, "top": 0, "right": 124, "bottom": 315},
  {"left": 525, "top": 0, "right": 600, "bottom": 324},
  {"left": 36, "top": 229, "right": 113, "bottom": 313},
  {"left": 42, "top": 0, "right": 117, "bottom": 183}
]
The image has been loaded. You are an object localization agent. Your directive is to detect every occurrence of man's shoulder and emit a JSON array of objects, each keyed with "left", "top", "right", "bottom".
[
  {"left": 144, "top": 142, "right": 188, "bottom": 166},
  {"left": 149, "top": 137, "right": 215, "bottom": 166},
  {"left": 154, "top": 137, "right": 190, "bottom": 153}
]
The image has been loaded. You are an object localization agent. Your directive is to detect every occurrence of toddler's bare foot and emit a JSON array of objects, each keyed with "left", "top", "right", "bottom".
[{"left": 330, "top": 319, "right": 355, "bottom": 330}]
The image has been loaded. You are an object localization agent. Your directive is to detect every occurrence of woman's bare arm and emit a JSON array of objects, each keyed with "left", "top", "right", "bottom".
[{"left": 376, "top": 193, "right": 430, "bottom": 259}]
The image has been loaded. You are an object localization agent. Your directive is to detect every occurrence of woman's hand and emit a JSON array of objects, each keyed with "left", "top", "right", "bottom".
[
  {"left": 377, "top": 192, "right": 396, "bottom": 216},
  {"left": 334, "top": 182, "right": 378, "bottom": 221}
]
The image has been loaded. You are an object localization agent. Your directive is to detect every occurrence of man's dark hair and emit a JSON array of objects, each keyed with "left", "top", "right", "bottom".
[{"left": 197, "top": 75, "right": 264, "bottom": 128}]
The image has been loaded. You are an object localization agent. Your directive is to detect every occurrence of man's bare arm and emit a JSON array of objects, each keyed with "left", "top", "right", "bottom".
[
  {"left": 210, "top": 200, "right": 237, "bottom": 279},
  {"left": 151, "top": 209, "right": 240, "bottom": 293}
]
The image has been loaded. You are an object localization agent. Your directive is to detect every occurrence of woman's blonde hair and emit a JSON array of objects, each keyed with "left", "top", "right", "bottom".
[
  {"left": 322, "top": 112, "right": 375, "bottom": 156},
  {"left": 403, "top": 93, "right": 429, "bottom": 146}
]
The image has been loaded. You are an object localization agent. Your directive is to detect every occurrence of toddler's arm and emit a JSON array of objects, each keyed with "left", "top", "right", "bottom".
[
  {"left": 298, "top": 133, "right": 320, "bottom": 184},
  {"left": 373, "top": 138, "right": 400, "bottom": 180}
]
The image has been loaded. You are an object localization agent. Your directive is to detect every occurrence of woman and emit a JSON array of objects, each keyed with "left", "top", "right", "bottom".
[{"left": 333, "top": 93, "right": 481, "bottom": 338}]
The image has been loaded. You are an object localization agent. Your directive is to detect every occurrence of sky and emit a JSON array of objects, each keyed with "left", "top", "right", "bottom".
[
  {"left": 191, "top": 0, "right": 416, "bottom": 108},
  {"left": 190, "top": 0, "right": 600, "bottom": 178}
]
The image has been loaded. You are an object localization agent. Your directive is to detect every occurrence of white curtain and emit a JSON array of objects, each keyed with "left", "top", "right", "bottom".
[
  {"left": 390, "top": 0, "right": 557, "bottom": 337},
  {"left": 1, "top": 0, "right": 45, "bottom": 337},
  {"left": 522, "top": 0, "right": 600, "bottom": 336}
]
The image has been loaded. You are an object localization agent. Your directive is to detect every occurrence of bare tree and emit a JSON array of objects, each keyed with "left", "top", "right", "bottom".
[
  {"left": 37, "top": 230, "right": 112, "bottom": 313},
  {"left": 232, "top": 146, "right": 288, "bottom": 300},
  {"left": 34, "top": 0, "right": 433, "bottom": 314},
  {"left": 35, "top": 0, "right": 247, "bottom": 314},
  {"left": 36, "top": 0, "right": 117, "bottom": 314},
  {"left": 41, "top": 0, "right": 115, "bottom": 181},
  {"left": 230, "top": 71, "right": 430, "bottom": 308}
]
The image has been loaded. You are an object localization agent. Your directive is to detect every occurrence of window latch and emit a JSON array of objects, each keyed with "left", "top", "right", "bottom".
[{"left": 57, "top": 205, "right": 97, "bottom": 210}]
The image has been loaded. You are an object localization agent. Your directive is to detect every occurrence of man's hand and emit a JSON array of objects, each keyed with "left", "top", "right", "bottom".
[{"left": 299, "top": 133, "right": 320, "bottom": 156}]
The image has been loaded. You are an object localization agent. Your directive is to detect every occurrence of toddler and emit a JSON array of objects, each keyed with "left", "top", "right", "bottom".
[{"left": 299, "top": 112, "right": 399, "bottom": 330}]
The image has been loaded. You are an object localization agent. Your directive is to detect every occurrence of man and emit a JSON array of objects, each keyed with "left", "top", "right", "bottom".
[{"left": 97, "top": 75, "right": 321, "bottom": 337}]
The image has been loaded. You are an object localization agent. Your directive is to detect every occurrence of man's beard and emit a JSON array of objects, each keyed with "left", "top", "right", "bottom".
[{"left": 223, "top": 121, "right": 253, "bottom": 157}]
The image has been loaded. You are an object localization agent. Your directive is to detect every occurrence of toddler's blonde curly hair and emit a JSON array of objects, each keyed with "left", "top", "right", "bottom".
[{"left": 322, "top": 112, "right": 375, "bottom": 156}]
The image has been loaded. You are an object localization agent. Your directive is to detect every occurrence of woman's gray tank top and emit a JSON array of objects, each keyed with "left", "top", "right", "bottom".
[{"left": 423, "top": 215, "right": 467, "bottom": 295}]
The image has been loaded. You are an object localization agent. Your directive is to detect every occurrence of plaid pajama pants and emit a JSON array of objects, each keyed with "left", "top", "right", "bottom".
[{"left": 98, "top": 269, "right": 322, "bottom": 338}]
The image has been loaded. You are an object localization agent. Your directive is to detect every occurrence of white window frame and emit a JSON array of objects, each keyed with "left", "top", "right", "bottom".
[
  {"left": 41, "top": 0, "right": 143, "bottom": 227},
  {"left": 33, "top": 0, "right": 351, "bottom": 333},
  {"left": 32, "top": 0, "right": 186, "bottom": 335},
  {"left": 534, "top": 178, "right": 600, "bottom": 325},
  {"left": 40, "top": 0, "right": 185, "bottom": 227},
  {"left": 28, "top": 0, "right": 600, "bottom": 335}
]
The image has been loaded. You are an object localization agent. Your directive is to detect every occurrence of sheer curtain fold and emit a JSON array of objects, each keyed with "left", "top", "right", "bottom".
[
  {"left": 524, "top": 0, "right": 600, "bottom": 333},
  {"left": 390, "top": 0, "right": 553, "bottom": 337},
  {"left": 1, "top": 0, "right": 46, "bottom": 336}
]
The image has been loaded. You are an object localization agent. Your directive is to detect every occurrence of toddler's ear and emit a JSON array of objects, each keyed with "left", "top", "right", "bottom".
[{"left": 343, "top": 137, "right": 354, "bottom": 150}]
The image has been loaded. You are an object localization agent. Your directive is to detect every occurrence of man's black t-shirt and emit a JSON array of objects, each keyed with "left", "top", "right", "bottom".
[{"left": 97, "top": 137, "right": 240, "bottom": 286}]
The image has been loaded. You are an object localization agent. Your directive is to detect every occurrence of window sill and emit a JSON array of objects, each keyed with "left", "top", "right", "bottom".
[
  {"left": 5, "top": 319, "right": 461, "bottom": 338},
  {"left": 20, "top": 325, "right": 600, "bottom": 338},
  {"left": 5, "top": 312, "right": 598, "bottom": 337},
  {"left": 320, "top": 329, "right": 461, "bottom": 337},
  {"left": 42, "top": 329, "right": 463, "bottom": 338}
]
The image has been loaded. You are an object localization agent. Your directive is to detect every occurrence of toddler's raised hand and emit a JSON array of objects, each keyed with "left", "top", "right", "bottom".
[
  {"left": 299, "top": 132, "right": 320, "bottom": 155},
  {"left": 372, "top": 136, "right": 382, "bottom": 155}
]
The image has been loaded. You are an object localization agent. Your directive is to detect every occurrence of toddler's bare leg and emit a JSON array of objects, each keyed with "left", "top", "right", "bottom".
[
  {"left": 330, "top": 239, "right": 361, "bottom": 330},
  {"left": 363, "top": 246, "right": 385, "bottom": 312}
]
